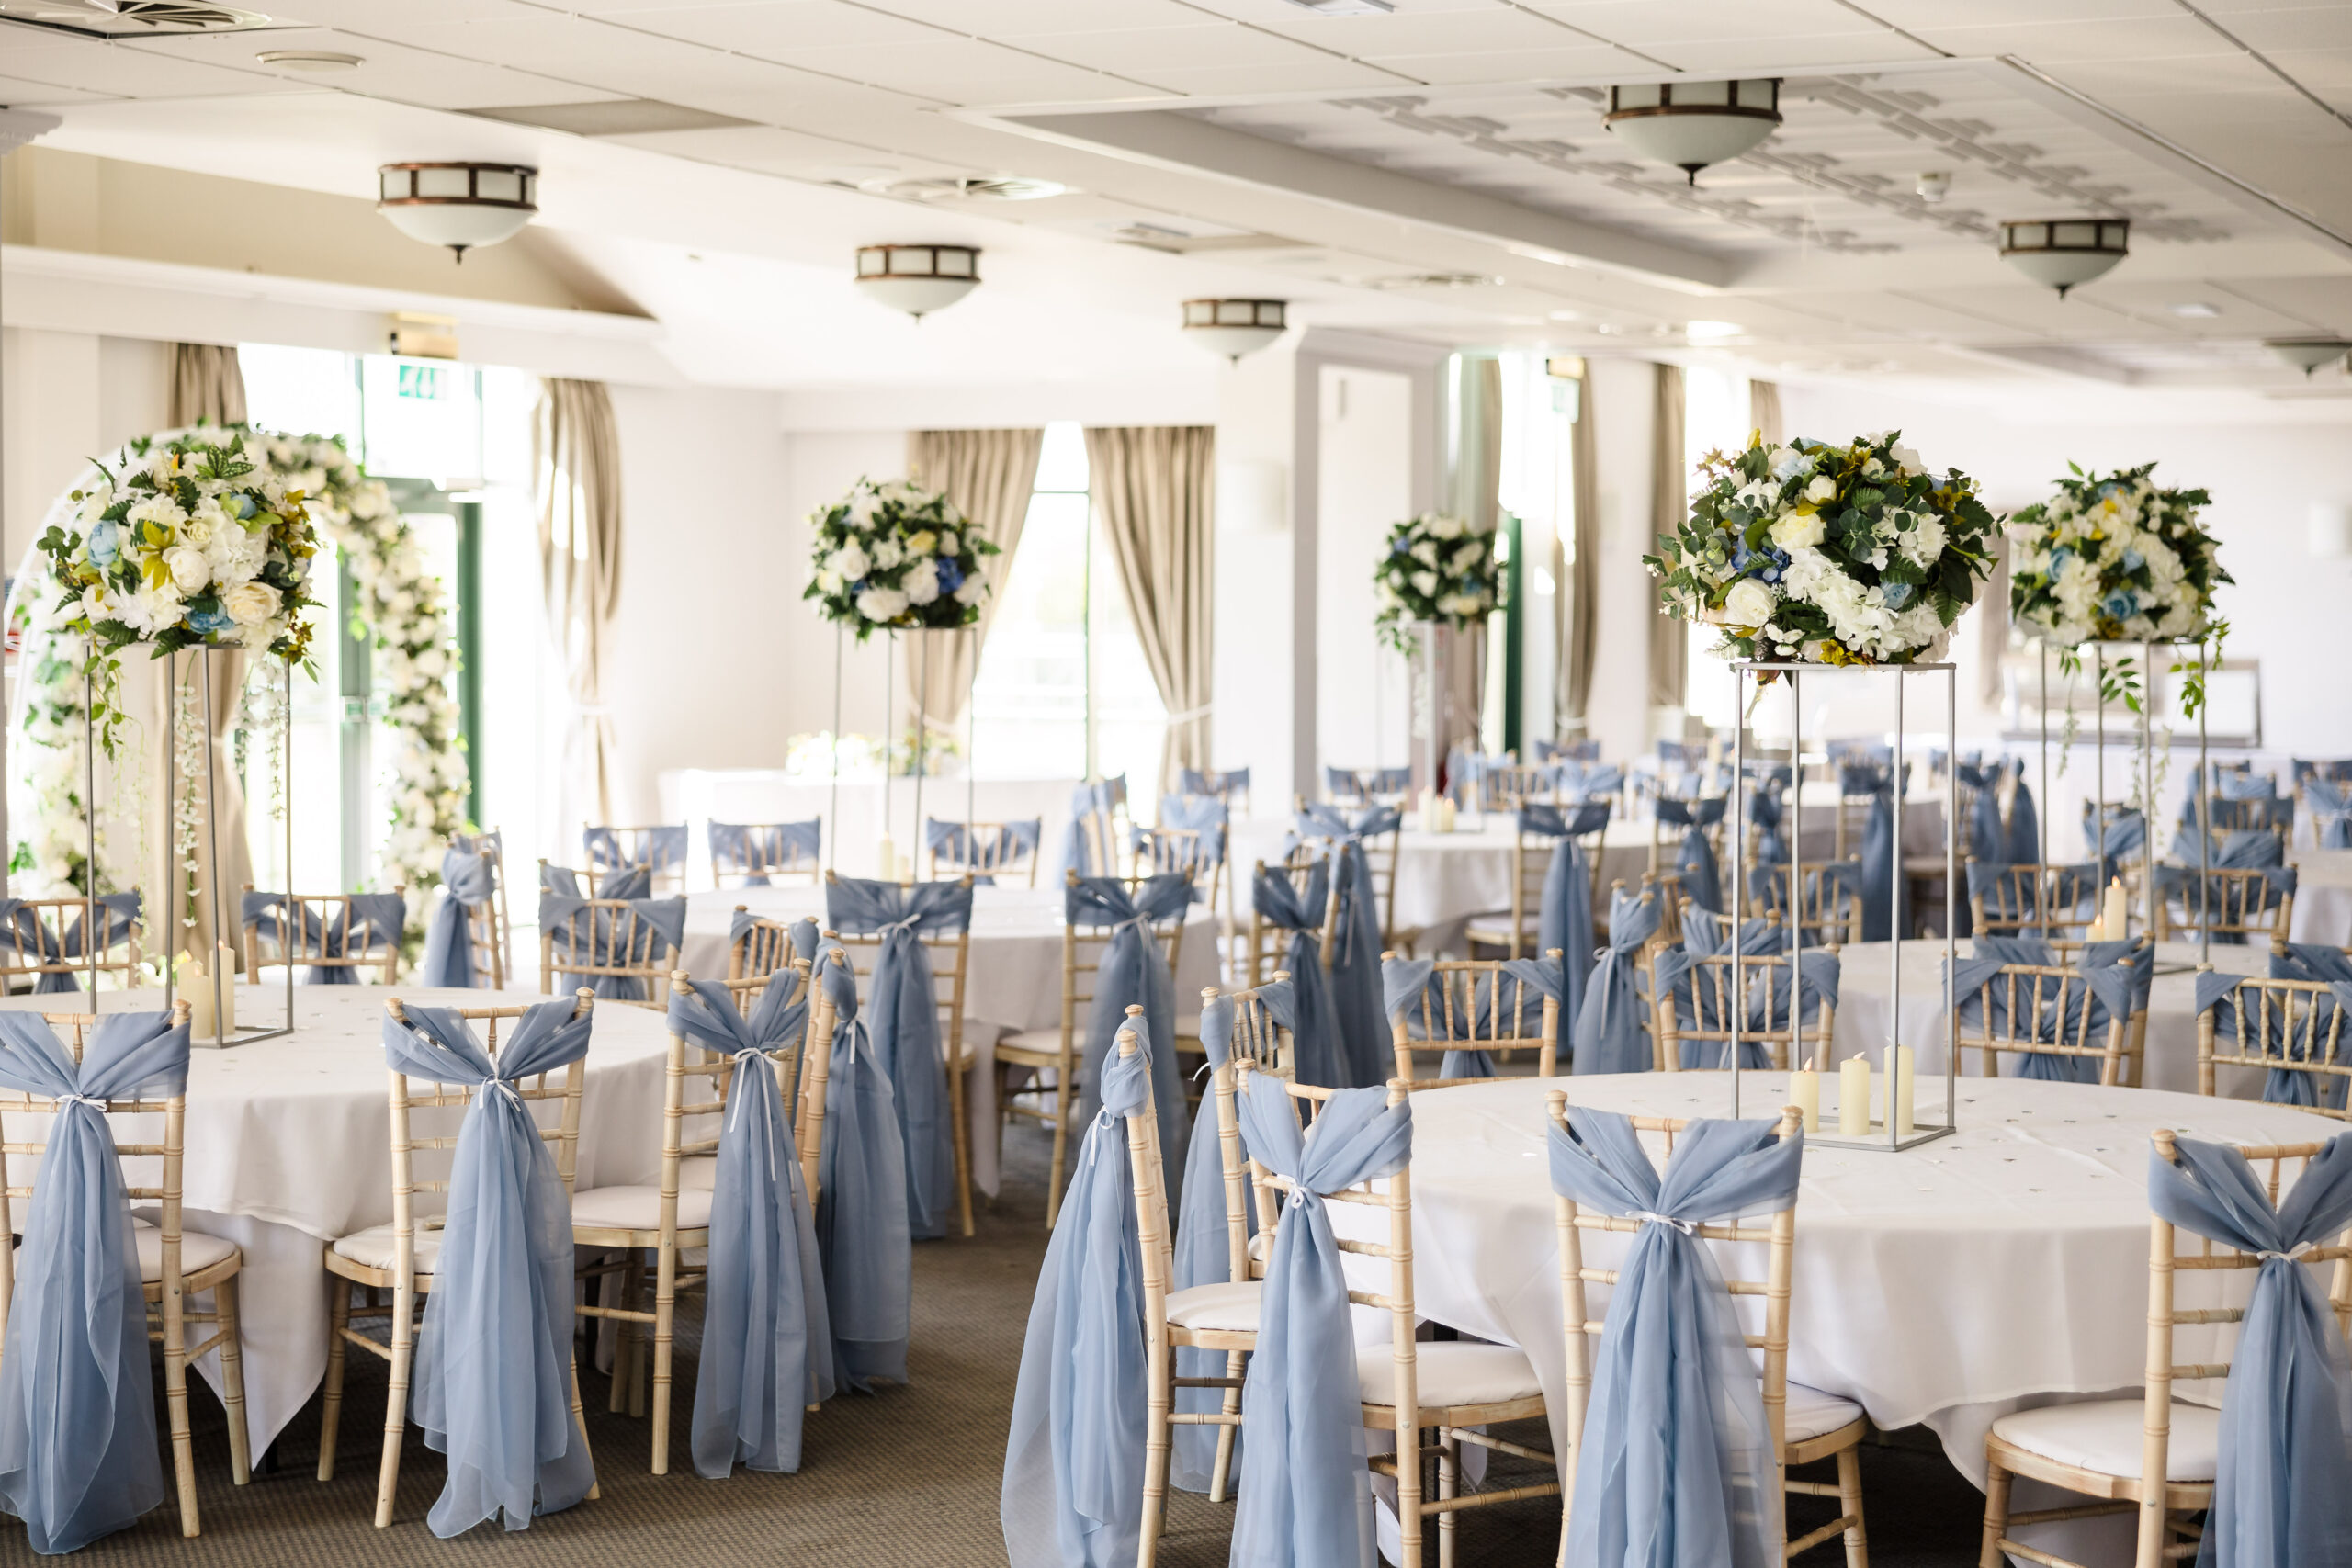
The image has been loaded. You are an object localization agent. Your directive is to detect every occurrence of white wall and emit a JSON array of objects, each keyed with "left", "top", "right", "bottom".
[
  {"left": 1315, "top": 363, "right": 1416, "bottom": 775},
  {"left": 1, "top": 328, "right": 169, "bottom": 570},
  {"left": 1584, "top": 356, "right": 1660, "bottom": 764}
]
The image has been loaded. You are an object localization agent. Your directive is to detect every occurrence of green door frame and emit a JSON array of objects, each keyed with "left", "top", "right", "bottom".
[
  {"left": 1500, "top": 512, "right": 1524, "bottom": 756},
  {"left": 456, "top": 499, "right": 484, "bottom": 828}
]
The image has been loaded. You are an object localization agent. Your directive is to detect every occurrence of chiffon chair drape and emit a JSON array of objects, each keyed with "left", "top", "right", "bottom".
[
  {"left": 665, "top": 974, "right": 834, "bottom": 1478},
  {"left": 0, "top": 894, "right": 141, "bottom": 994},
  {"left": 538, "top": 864, "right": 686, "bottom": 1000},
  {"left": 1058, "top": 783, "right": 1122, "bottom": 876},
  {"left": 709, "top": 821, "right": 820, "bottom": 885},
  {"left": 583, "top": 825, "right": 686, "bottom": 882},
  {"left": 382, "top": 1000, "right": 596, "bottom": 1537},
  {"left": 420, "top": 845, "right": 498, "bottom": 987},
  {"left": 1650, "top": 909, "right": 1839, "bottom": 1067},
  {"left": 1250, "top": 861, "right": 1343, "bottom": 1089},
  {"left": 1944, "top": 936, "right": 2144, "bottom": 1082},
  {"left": 1522, "top": 803, "right": 1601, "bottom": 1059},
  {"left": 810, "top": 950, "right": 911, "bottom": 1391},
  {"left": 1156, "top": 794, "right": 1229, "bottom": 866},
  {"left": 243, "top": 891, "right": 405, "bottom": 985},
  {"left": 2198, "top": 969, "right": 2352, "bottom": 1111},
  {"left": 1653, "top": 796, "right": 1724, "bottom": 914},
  {"left": 1574, "top": 887, "right": 1663, "bottom": 1075},
  {"left": 2145, "top": 1134, "right": 2352, "bottom": 1568},
  {"left": 1001, "top": 1037, "right": 1154, "bottom": 1568},
  {"left": 1229, "top": 1077, "right": 1413, "bottom": 1568},
  {"left": 927, "top": 818, "right": 1041, "bottom": 881},
  {"left": 824, "top": 876, "right": 971, "bottom": 1241},
  {"left": 2310, "top": 780, "right": 2352, "bottom": 849},
  {"left": 1177, "top": 767, "right": 1249, "bottom": 800},
  {"left": 1067, "top": 875, "right": 1193, "bottom": 1202},
  {"left": 1295, "top": 804, "right": 1398, "bottom": 1089},
  {"left": 1550, "top": 1109, "right": 1802, "bottom": 1568},
  {"left": 1381, "top": 954, "right": 1565, "bottom": 1078},
  {"left": 0, "top": 1010, "right": 188, "bottom": 1554},
  {"left": 1747, "top": 782, "right": 1790, "bottom": 867}
]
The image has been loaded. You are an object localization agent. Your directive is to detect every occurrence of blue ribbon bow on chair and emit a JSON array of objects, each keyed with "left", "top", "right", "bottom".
[
  {"left": 1250, "top": 861, "right": 1346, "bottom": 1091},
  {"left": 420, "top": 845, "right": 497, "bottom": 987},
  {"left": 1654, "top": 796, "right": 1725, "bottom": 915},
  {"left": 666, "top": 972, "right": 834, "bottom": 1477},
  {"left": 1551, "top": 1109, "right": 1802, "bottom": 1568},
  {"left": 1057, "top": 783, "right": 1123, "bottom": 877},
  {"left": 0, "top": 1009, "right": 188, "bottom": 1554},
  {"left": 1944, "top": 936, "right": 2144, "bottom": 1083},
  {"left": 243, "top": 890, "right": 406, "bottom": 985},
  {"left": 2145, "top": 1134, "right": 2352, "bottom": 1568},
  {"left": 538, "top": 864, "right": 686, "bottom": 999},
  {"left": 1001, "top": 1032, "right": 1155, "bottom": 1568},
  {"left": 1574, "top": 886, "right": 1664, "bottom": 1076},
  {"left": 1178, "top": 765, "right": 1250, "bottom": 799},
  {"left": 1295, "top": 804, "right": 1402, "bottom": 1089},
  {"left": 1229, "top": 1076, "right": 1413, "bottom": 1568},
  {"left": 824, "top": 876, "right": 973, "bottom": 1241},
  {"left": 808, "top": 948, "right": 911, "bottom": 1393},
  {"left": 709, "top": 820, "right": 820, "bottom": 886},
  {"left": 383, "top": 1000, "right": 596, "bottom": 1537},
  {"left": 0, "top": 893, "right": 141, "bottom": 995},
  {"left": 582, "top": 825, "right": 686, "bottom": 881},
  {"left": 2308, "top": 779, "right": 2352, "bottom": 850},
  {"left": 1520, "top": 802, "right": 1604, "bottom": 1048},
  {"left": 1068, "top": 874, "right": 1193, "bottom": 1202}
]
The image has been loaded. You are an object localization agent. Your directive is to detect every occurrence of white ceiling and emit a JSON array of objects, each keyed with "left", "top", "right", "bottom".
[{"left": 4, "top": 0, "right": 2351, "bottom": 404}]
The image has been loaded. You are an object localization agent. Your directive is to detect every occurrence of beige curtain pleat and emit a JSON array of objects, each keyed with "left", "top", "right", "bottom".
[
  {"left": 1647, "top": 363, "right": 1688, "bottom": 713},
  {"left": 1082, "top": 425, "right": 1216, "bottom": 792},
  {"left": 137, "top": 652, "right": 254, "bottom": 965},
  {"left": 903, "top": 429, "right": 1046, "bottom": 743},
  {"left": 535, "top": 378, "right": 626, "bottom": 834},
  {"left": 1558, "top": 368, "right": 1599, "bottom": 733},
  {"left": 1749, "top": 378, "right": 1783, "bottom": 447},
  {"left": 166, "top": 344, "right": 247, "bottom": 429}
]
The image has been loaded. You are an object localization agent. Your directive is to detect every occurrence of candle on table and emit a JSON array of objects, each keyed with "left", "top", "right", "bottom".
[
  {"left": 2103, "top": 879, "right": 2129, "bottom": 942},
  {"left": 178, "top": 952, "right": 214, "bottom": 1039},
  {"left": 876, "top": 835, "right": 899, "bottom": 882},
  {"left": 215, "top": 940, "right": 237, "bottom": 1032},
  {"left": 1887, "top": 1043, "right": 1915, "bottom": 1135},
  {"left": 1788, "top": 1069, "right": 1820, "bottom": 1134},
  {"left": 1838, "top": 1055, "right": 1871, "bottom": 1135}
]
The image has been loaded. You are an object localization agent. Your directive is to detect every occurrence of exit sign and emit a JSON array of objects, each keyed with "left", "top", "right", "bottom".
[{"left": 397, "top": 363, "right": 448, "bottom": 400}]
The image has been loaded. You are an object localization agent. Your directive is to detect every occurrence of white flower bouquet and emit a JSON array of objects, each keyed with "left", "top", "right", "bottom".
[
  {"left": 2007, "top": 464, "right": 2227, "bottom": 649},
  {"left": 37, "top": 431, "right": 321, "bottom": 750},
  {"left": 805, "top": 479, "right": 997, "bottom": 636},
  {"left": 1373, "top": 512, "right": 1499, "bottom": 654},
  {"left": 1647, "top": 431, "right": 1998, "bottom": 669}
]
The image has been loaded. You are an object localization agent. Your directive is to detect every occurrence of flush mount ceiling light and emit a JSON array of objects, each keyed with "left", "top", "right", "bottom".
[
  {"left": 255, "top": 49, "right": 359, "bottom": 70},
  {"left": 1182, "top": 299, "right": 1287, "bottom": 361},
  {"left": 854, "top": 243, "right": 980, "bottom": 319},
  {"left": 1601, "top": 79, "right": 1781, "bottom": 186},
  {"left": 2266, "top": 339, "right": 2352, "bottom": 376},
  {"left": 377, "top": 163, "right": 536, "bottom": 262},
  {"left": 1915, "top": 171, "right": 1951, "bottom": 205},
  {"left": 1997, "top": 217, "right": 2129, "bottom": 299}
]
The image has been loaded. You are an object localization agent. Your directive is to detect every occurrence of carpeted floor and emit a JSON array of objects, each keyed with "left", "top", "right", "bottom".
[{"left": 62, "top": 1132, "right": 1992, "bottom": 1565}]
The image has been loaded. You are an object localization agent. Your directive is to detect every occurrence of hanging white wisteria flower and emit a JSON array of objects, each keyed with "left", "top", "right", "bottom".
[
  {"left": 2007, "top": 463, "right": 2227, "bottom": 649},
  {"left": 803, "top": 478, "right": 998, "bottom": 636},
  {"left": 1373, "top": 512, "right": 1499, "bottom": 655}
]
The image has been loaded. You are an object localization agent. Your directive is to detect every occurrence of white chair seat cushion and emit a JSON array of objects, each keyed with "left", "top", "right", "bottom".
[
  {"left": 999, "top": 1026, "right": 1063, "bottom": 1058},
  {"left": 1462, "top": 917, "right": 1518, "bottom": 946},
  {"left": 1165, "top": 1280, "right": 1261, "bottom": 1332},
  {"left": 1358, "top": 1341, "right": 1542, "bottom": 1410},
  {"left": 571, "top": 1185, "right": 716, "bottom": 1233},
  {"left": 128, "top": 1221, "right": 237, "bottom": 1283},
  {"left": 331, "top": 1221, "right": 444, "bottom": 1275},
  {"left": 1991, "top": 1399, "right": 2219, "bottom": 1482},
  {"left": 1784, "top": 1382, "right": 1865, "bottom": 1443}
]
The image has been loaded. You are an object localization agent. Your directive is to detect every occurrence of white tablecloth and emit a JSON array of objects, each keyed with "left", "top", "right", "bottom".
[
  {"left": 2289, "top": 846, "right": 2352, "bottom": 946},
  {"left": 678, "top": 885, "right": 1224, "bottom": 1202},
  {"left": 1822, "top": 939, "right": 2274, "bottom": 1096},
  {"left": 1367, "top": 1074, "right": 2334, "bottom": 1568},
  {"left": 0, "top": 987, "right": 672, "bottom": 1457}
]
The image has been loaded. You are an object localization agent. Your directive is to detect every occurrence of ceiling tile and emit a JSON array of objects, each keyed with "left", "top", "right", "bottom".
[
  {"left": 600, "top": 1, "right": 950, "bottom": 51},
  {"left": 0, "top": 35, "right": 316, "bottom": 99},
  {"left": 995, "top": 23, "right": 1346, "bottom": 74},
  {"left": 1861, "top": 0, "right": 2177, "bottom": 24},
  {"left": 1231, "top": 4, "right": 1617, "bottom": 55},
  {"left": 1912, "top": 15, "right": 2245, "bottom": 62},
  {"left": 1630, "top": 33, "right": 1943, "bottom": 70},
  {"left": 2219, "top": 7, "right": 2352, "bottom": 51},
  {"left": 0, "top": 71, "right": 117, "bottom": 105},
  {"left": 749, "top": 38, "right": 1158, "bottom": 102},
  {"left": 1126, "top": 58, "right": 1428, "bottom": 94},
  {"left": 1523, "top": 0, "right": 1894, "bottom": 45},
  {"left": 119, "top": 27, "right": 623, "bottom": 112},
  {"left": 863, "top": 0, "right": 1230, "bottom": 28},
  {"left": 2267, "top": 47, "right": 2352, "bottom": 104},
  {"left": 2042, "top": 54, "right": 2298, "bottom": 97},
  {"left": 2211, "top": 275, "right": 2352, "bottom": 330},
  {"left": 1359, "top": 44, "right": 1646, "bottom": 84}
]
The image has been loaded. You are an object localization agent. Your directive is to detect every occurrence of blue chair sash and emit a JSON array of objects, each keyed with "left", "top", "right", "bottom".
[
  {"left": 0, "top": 893, "right": 142, "bottom": 995},
  {"left": 1573, "top": 887, "right": 1664, "bottom": 1076},
  {"left": 1177, "top": 766, "right": 1250, "bottom": 799},
  {"left": 709, "top": 820, "right": 820, "bottom": 885},
  {"left": 2156, "top": 840, "right": 2295, "bottom": 948},
  {"left": 385, "top": 1000, "right": 595, "bottom": 1537},
  {"left": 2145, "top": 1134, "right": 2352, "bottom": 1568},
  {"left": 666, "top": 973, "right": 833, "bottom": 1476},
  {"left": 419, "top": 847, "right": 497, "bottom": 987},
  {"left": 2309, "top": 779, "right": 2352, "bottom": 850},
  {"left": 1001, "top": 1038, "right": 1155, "bottom": 1568},
  {"left": 928, "top": 818, "right": 1042, "bottom": 885},
  {"left": 1152, "top": 795, "right": 1229, "bottom": 867},
  {"left": 1551, "top": 1109, "right": 1802, "bottom": 1568},
  {"left": 1943, "top": 935, "right": 2143, "bottom": 1083},
  {"left": 0, "top": 1010, "right": 188, "bottom": 1553},
  {"left": 809, "top": 950, "right": 912, "bottom": 1390},
  {"left": 1382, "top": 954, "right": 1566, "bottom": 1078},
  {"left": 1296, "top": 806, "right": 1402, "bottom": 1090},
  {"left": 1551, "top": 760, "right": 1624, "bottom": 801},
  {"left": 1650, "top": 910, "right": 1838, "bottom": 1067},
  {"left": 2197, "top": 968, "right": 2352, "bottom": 1111},
  {"left": 1520, "top": 804, "right": 1602, "bottom": 1057},
  {"left": 1067, "top": 874, "right": 1193, "bottom": 1202},
  {"left": 243, "top": 890, "right": 406, "bottom": 985},
  {"left": 1057, "top": 783, "right": 1122, "bottom": 877},
  {"left": 1230, "top": 1077, "right": 1413, "bottom": 1568},
  {"left": 824, "top": 876, "right": 973, "bottom": 1241},
  {"left": 537, "top": 864, "right": 686, "bottom": 999},
  {"left": 1653, "top": 796, "right": 1724, "bottom": 914},
  {"left": 1250, "top": 861, "right": 1346, "bottom": 1091},
  {"left": 582, "top": 824, "right": 686, "bottom": 878},
  {"left": 1747, "top": 784, "right": 1789, "bottom": 866}
]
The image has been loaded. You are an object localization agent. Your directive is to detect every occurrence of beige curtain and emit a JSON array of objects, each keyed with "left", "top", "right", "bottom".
[
  {"left": 132, "top": 653, "right": 254, "bottom": 966},
  {"left": 1557, "top": 366, "right": 1599, "bottom": 733},
  {"left": 1749, "top": 378, "right": 1783, "bottom": 447},
  {"left": 1979, "top": 532, "right": 2011, "bottom": 705},
  {"left": 1446, "top": 357, "right": 1501, "bottom": 756},
  {"left": 1083, "top": 426, "right": 1215, "bottom": 790},
  {"left": 167, "top": 344, "right": 247, "bottom": 429},
  {"left": 903, "top": 429, "right": 1045, "bottom": 741},
  {"left": 1646, "top": 363, "right": 1687, "bottom": 713},
  {"left": 535, "top": 378, "right": 626, "bottom": 835}
]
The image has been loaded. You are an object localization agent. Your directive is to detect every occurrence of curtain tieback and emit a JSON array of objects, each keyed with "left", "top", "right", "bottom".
[
  {"left": 1632, "top": 1211, "right": 1699, "bottom": 1235},
  {"left": 1161, "top": 703, "right": 1214, "bottom": 725}
]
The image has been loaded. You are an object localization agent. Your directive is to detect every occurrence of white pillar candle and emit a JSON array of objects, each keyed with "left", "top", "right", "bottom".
[
  {"left": 215, "top": 941, "right": 237, "bottom": 1033},
  {"left": 179, "top": 952, "right": 214, "bottom": 1040},
  {"left": 1887, "top": 1043, "right": 1916, "bottom": 1135},
  {"left": 877, "top": 835, "right": 899, "bottom": 882},
  {"left": 2104, "top": 879, "right": 2129, "bottom": 942},
  {"left": 1838, "top": 1055, "right": 1871, "bottom": 1136},
  {"left": 1788, "top": 1069, "right": 1820, "bottom": 1134}
]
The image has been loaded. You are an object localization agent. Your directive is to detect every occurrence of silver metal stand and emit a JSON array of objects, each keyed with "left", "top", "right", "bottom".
[
  {"left": 1731, "top": 659, "right": 1956, "bottom": 1153},
  {"left": 827, "top": 621, "right": 843, "bottom": 872}
]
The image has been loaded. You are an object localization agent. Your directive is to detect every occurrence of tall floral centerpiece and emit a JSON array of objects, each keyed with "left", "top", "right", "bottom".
[
  {"left": 1647, "top": 431, "right": 1998, "bottom": 670},
  {"left": 2008, "top": 464, "right": 2226, "bottom": 649},
  {"left": 1373, "top": 512, "right": 1498, "bottom": 656}
]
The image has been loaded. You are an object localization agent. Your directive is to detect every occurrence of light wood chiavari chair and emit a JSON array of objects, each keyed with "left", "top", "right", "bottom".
[
  {"left": 1744, "top": 858, "right": 1863, "bottom": 949},
  {"left": 998, "top": 870, "right": 1189, "bottom": 1227},
  {"left": 1384, "top": 952, "right": 1561, "bottom": 1082},
  {"left": 728, "top": 910, "right": 800, "bottom": 981},
  {"left": 1967, "top": 863, "right": 2098, "bottom": 941},
  {"left": 1134, "top": 826, "right": 1225, "bottom": 912},
  {"left": 1978, "top": 1130, "right": 2352, "bottom": 1568},
  {"left": 709, "top": 822, "right": 822, "bottom": 889},
  {"left": 456, "top": 829, "right": 515, "bottom": 985},
  {"left": 2154, "top": 866, "right": 2294, "bottom": 949},
  {"left": 241, "top": 886, "right": 403, "bottom": 985},
  {"left": 0, "top": 895, "right": 143, "bottom": 991},
  {"left": 1548, "top": 1095, "right": 1867, "bottom": 1563},
  {"left": 1952, "top": 959, "right": 2136, "bottom": 1086},
  {"left": 1476, "top": 761, "right": 1555, "bottom": 815},
  {"left": 1655, "top": 928, "right": 1833, "bottom": 1074},
  {"left": 539, "top": 860, "right": 680, "bottom": 1007},
  {"left": 825, "top": 872, "right": 980, "bottom": 1236},
  {"left": 2197, "top": 974, "right": 2348, "bottom": 1118},
  {"left": 925, "top": 818, "right": 1043, "bottom": 886},
  {"left": 1466, "top": 809, "right": 1609, "bottom": 959},
  {"left": 445, "top": 833, "right": 508, "bottom": 990},
  {"left": 584, "top": 825, "right": 688, "bottom": 894},
  {"left": 317, "top": 993, "right": 597, "bottom": 1527},
  {"left": 0, "top": 1002, "right": 250, "bottom": 1536},
  {"left": 1243, "top": 852, "right": 1338, "bottom": 989}
]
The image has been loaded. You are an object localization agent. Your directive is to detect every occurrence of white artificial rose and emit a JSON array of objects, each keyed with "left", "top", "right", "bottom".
[
  {"left": 1890, "top": 445, "right": 1922, "bottom": 474},
  {"left": 901, "top": 557, "right": 941, "bottom": 606},
  {"left": 1411, "top": 570, "right": 1439, "bottom": 597},
  {"left": 223, "top": 581, "right": 280, "bottom": 626},
  {"left": 1804, "top": 475, "right": 1838, "bottom": 504},
  {"left": 856, "top": 586, "right": 909, "bottom": 623},
  {"left": 953, "top": 575, "right": 988, "bottom": 606},
  {"left": 1723, "top": 577, "right": 1778, "bottom": 626},
  {"left": 816, "top": 570, "right": 843, "bottom": 595},
  {"left": 1769, "top": 512, "right": 1826, "bottom": 551},
  {"left": 871, "top": 536, "right": 903, "bottom": 570},
  {"left": 848, "top": 492, "right": 879, "bottom": 526},
  {"left": 163, "top": 545, "right": 211, "bottom": 594},
  {"left": 1428, "top": 515, "right": 1463, "bottom": 541},
  {"left": 829, "top": 544, "right": 870, "bottom": 582},
  {"left": 937, "top": 529, "right": 960, "bottom": 557},
  {"left": 416, "top": 648, "right": 447, "bottom": 678},
  {"left": 128, "top": 492, "right": 187, "bottom": 530},
  {"left": 1411, "top": 541, "right": 1440, "bottom": 568},
  {"left": 1450, "top": 542, "right": 1485, "bottom": 575}
]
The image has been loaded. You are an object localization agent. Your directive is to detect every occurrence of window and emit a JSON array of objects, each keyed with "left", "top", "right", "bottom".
[
  {"left": 966, "top": 423, "right": 1168, "bottom": 803},
  {"left": 1682, "top": 367, "right": 1751, "bottom": 731}
]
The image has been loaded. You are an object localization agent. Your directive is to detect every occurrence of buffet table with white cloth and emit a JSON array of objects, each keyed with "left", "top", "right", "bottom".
[
  {"left": 1354, "top": 1074, "right": 2335, "bottom": 1568},
  {"left": 1821, "top": 938, "right": 2274, "bottom": 1096},
  {"left": 676, "top": 884, "right": 1223, "bottom": 1202},
  {"left": 0, "top": 987, "right": 673, "bottom": 1459}
]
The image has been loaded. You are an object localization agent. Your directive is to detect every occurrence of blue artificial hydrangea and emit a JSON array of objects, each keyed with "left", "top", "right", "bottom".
[
  {"left": 2120, "top": 547, "right": 2144, "bottom": 571},
  {"left": 2101, "top": 589, "right": 2138, "bottom": 620},
  {"left": 934, "top": 554, "right": 966, "bottom": 594},
  {"left": 187, "top": 606, "right": 234, "bottom": 636},
  {"left": 87, "top": 519, "right": 122, "bottom": 570},
  {"left": 2048, "top": 545, "right": 2073, "bottom": 575}
]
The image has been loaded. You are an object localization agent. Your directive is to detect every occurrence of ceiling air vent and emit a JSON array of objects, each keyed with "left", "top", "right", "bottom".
[
  {"left": 465, "top": 100, "right": 756, "bottom": 136},
  {"left": 0, "top": 0, "right": 272, "bottom": 35},
  {"left": 865, "top": 176, "right": 1069, "bottom": 202}
]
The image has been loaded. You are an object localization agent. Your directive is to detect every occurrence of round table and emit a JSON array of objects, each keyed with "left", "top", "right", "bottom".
[
  {"left": 1362, "top": 1073, "right": 2334, "bottom": 1568},
  {"left": 0, "top": 986, "right": 672, "bottom": 1457},
  {"left": 1822, "top": 939, "right": 2273, "bottom": 1096}
]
